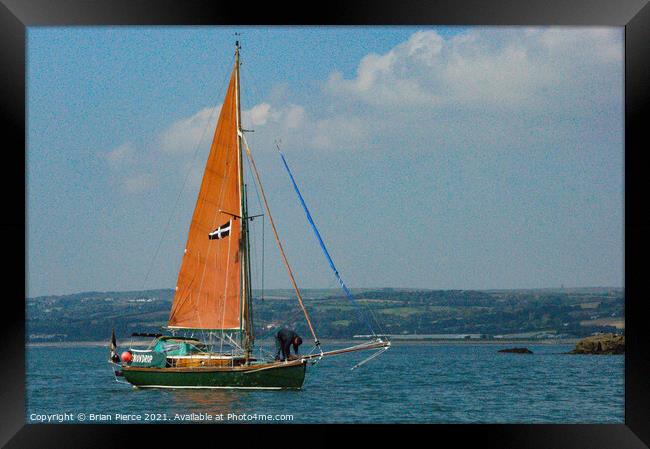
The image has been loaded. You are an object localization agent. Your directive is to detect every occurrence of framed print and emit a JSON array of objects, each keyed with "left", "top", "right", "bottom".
[{"left": 2, "top": 0, "right": 649, "bottom": 447}]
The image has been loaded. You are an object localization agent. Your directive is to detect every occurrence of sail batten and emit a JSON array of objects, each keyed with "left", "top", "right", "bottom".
[{"left": 168, "top": 61, "right": 243, "bottom": 331}]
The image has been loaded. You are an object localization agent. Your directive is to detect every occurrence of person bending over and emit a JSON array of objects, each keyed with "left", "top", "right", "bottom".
[{"left": 275, "top": 328, "right": 303, "bottom": 361}]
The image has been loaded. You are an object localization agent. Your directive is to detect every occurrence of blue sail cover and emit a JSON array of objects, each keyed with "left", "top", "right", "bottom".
[{"left": 278, "top": 150, "right": 375, "bottom": 335}]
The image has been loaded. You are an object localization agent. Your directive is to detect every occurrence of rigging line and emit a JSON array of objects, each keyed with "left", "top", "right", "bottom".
[
  {"left": 194, "top": 121, "right": 233, "bottom": 329},
  {"left": 219, "top": 228, "right": 234, "bottom": 354},
  {"left": 240, "top": 57, "right": 275, "bottom": 306},
  {"left": 249, "top": 211, "right": 264, "bottom": 304},
  {"left": 256, "top": 306, "right": 311, "bottom": 341},
  {"left": 191, "top": 55, "right": 240, "bottom": 329},
  {"left": 325, "top": 286, "right": 386, "bottom": 337},
  {"left": 140, "top": 53, "right": 235, "bottom": 292},
  {"left": 276, "top": 145, "right": 376, "bottom": 336},
  {"left": 239, "top": 49, "right": 270, "bottom": 308},
  {"left": 243, "top": 148, "right": 266, "bottom": 302},
  {"left": 364, "top": 298, "right": 387, "bottom": 337},
  {"left": 350, "top": 346, "right": 389, "bottom": 371},
  {"left": 261, "top": 214, "right": 265, "bottom": 303},
  {"left": 235, "top": 48, "right": 248, "bottom": 348},
  {"left": 242, "top": 136, "right": 321, "bottom": 349}
]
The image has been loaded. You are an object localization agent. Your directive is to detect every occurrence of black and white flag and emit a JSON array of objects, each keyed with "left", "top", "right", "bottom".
[
  {"left": 209, "top": 220, "right": 232, "bottom": 240},
  {"left": 109, "top": 328, "right": 119, "bottom": 363}
]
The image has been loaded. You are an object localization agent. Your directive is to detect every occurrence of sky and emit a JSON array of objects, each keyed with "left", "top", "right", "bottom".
[{"left": 26, "top": 26, "right": 624, "bottom": 297}]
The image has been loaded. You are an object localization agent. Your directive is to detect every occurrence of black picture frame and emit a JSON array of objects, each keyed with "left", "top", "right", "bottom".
[{"left": 2, "top": 0, "right": 648, "bottom": 447}]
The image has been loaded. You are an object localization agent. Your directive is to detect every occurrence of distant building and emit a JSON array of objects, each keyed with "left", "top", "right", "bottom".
[{"left": 353, "top": 333, "right": 482, "bottom": 340}]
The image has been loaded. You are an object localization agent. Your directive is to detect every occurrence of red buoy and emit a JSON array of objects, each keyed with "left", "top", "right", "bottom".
[{"left": 121, "top": 351, "right": 133, "bottom": 363}]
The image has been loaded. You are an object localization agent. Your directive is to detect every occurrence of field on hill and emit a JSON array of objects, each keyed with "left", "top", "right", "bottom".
[{"left": 26, "top": 287, "right": 624, "bottom": 342}]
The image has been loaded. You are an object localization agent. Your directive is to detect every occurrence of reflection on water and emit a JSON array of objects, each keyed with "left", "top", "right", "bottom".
[
  {"left": 27, "top": 343, "right": 624, "bottom": 423},
  {"left": 169, "top": 389, "right": 242, "bottom": 415}
]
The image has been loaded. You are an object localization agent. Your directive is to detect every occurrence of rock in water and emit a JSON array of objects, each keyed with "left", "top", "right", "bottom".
[
  {"left": 498, "top": 347, "right": 533, "bottom": 354},
  {"left": 570, "top": 333, "right": 624, "bottom": 354}
]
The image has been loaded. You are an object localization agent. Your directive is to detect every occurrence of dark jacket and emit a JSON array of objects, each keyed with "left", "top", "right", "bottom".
[{"left": 275, "top": 328, "right": 301, "bottom": 360}]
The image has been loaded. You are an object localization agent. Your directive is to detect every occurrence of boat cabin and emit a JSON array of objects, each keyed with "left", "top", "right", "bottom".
[
  {"left": 125, "top": 335, "right": 249, "bottom": 369},
  {"left": 152, "top": 336, "right": 207, "bottom": 356}
]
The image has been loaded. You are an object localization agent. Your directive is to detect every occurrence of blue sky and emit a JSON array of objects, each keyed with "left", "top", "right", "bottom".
[{"left": 27, "top": 26, "right": 623, "bottom": 297}]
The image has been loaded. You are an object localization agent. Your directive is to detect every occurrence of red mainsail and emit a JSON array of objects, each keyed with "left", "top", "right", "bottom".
[{"left": 168, "top": 62, "right": 243, "bottom": 330}]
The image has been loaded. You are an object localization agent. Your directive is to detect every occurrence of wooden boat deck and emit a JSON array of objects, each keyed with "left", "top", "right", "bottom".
[{"left": 122, "top": 358, "right": 305, "bottom": 373}]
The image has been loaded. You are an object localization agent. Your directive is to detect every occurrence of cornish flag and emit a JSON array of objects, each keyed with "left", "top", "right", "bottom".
[
  {"left": 109, "top": 328, "right": 118, "bottom": 363},
  {"left": 209, "top": 220, "right": 232, "bottom": 240}
]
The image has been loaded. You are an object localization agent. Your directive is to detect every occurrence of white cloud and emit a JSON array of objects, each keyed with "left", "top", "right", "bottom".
[
  {"left": 284, "top": 104, "right": 306, "bottom": 129},
  {"left": 102, "top": 142, "right": 158, "bottom": 195},
  {"left": 102, "top": 142, "right": 136, "bottom": 169},
  {"left": 534, "top": 27, "right": 621, "bottom": 64},
  {"left": 150, "top": 27, "right": 622, "bottom": 159},
  {"left": 243, "top": 103, "right": 272, "bottom": 126},
  {"left": 241, "top": 103, "right": 306, "bottom": 131},
  {"left": 158, "top": 102, "right": 309, "bottom": 157},
  {"left": 158, "top": 105, "right": 221, "bottom": 154},
  {"left": 325, "top": 28, "right": 622, "bottom": 110},
  {"left": 243, "top": 103, "right": 364, "bottom": 152}
]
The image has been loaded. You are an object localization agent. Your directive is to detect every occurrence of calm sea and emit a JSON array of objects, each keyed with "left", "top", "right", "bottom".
[{"left": 26, "top": 342, "right": 624, "bottom": 424}]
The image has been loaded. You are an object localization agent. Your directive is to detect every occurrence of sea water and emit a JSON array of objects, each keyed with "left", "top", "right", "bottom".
[{"left": 26, "top": 342, "right": 624, "bottom": 423}]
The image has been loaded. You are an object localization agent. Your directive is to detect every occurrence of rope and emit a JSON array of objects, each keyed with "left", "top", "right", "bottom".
[
  {"left": 141, "top": 53, "right": 235, "bottom": 292},
  {"left": 242, "top": 136, "right": 321, "bottom": 349},
  {"left": 350, "top": 346, "right": 389, "bottom": 371},
  {"left": 239, "top": 61, "right": 269, "bottom": 306},
  {"left": 255, "top": 306, "right": 310, "bottom": 341},
  {"left": 244, "top": 151, "right": 266, "bottom": 302},
  {"left": 219, "top": 226, "right": 234, "bottom": 353},
  {"left": 175, "top": 53, "right": 238, "bottom": 329},
  {"left": 276, "top": 146, "right": 377, "bottom": 336}
]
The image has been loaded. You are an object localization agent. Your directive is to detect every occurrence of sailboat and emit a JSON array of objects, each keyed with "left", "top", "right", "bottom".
[{"left": 111, "top": 41, "right": 389, "bottom": 390}]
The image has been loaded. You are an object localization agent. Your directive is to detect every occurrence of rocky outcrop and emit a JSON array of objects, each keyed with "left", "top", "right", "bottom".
[
  {"left": 569, "top": 333, "right": 624, "bottom": 354},
  {"left": 498, "top": 347, "right": 533, "bottom": 354}
]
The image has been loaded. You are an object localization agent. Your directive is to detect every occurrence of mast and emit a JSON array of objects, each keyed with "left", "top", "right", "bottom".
[
  {"left": 243, "top": 184, "right": 254, "bottom": 354},
  {"left": 168, "top": 48, "right": 243, "bottom": 332},
  {"left": 235, "top": 40, "right": 254, "bottom": 358},
  {"left": 242, "top": 137, "right": 321, "bottom": 349}
]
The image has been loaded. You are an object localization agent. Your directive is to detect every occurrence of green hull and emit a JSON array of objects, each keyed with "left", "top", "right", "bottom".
[{"left": 121, "top": 361, "right": 307, "bottom": 390}]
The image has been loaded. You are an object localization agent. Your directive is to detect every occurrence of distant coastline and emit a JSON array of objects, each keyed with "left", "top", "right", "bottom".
[{"left": 27, "top": 286, "right": 623, "bottom": 343}]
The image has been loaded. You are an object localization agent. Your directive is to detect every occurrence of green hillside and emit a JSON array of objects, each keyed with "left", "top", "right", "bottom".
[{"left": 27, "top": 287, "right": 624, "bottom": 342}]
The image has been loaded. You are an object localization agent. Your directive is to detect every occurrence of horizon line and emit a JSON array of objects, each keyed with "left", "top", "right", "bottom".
[{"left": 27, "top": 284, "right": 625, "bottom": 300}]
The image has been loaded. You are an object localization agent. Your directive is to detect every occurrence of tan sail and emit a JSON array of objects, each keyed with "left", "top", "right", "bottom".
[{"left": 168, "top": 62, "right": 243, "bottom": 330}]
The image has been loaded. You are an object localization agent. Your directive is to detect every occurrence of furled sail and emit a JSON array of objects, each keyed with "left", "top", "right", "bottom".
[{"left": 168, "top": 63, "right": 243, "bottom": 330}]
